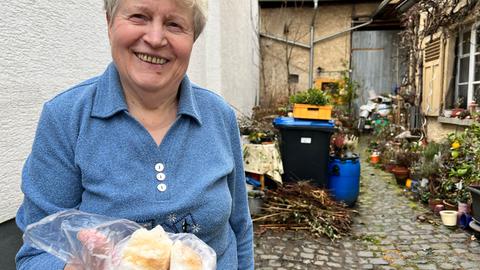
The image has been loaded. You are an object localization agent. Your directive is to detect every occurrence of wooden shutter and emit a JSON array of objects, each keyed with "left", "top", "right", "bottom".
[{"left": 422, "top": 36, "right": 443, "bottom": 116}]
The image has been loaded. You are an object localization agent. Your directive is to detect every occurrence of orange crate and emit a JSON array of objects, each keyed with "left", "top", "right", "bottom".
[{"left": 293, "top": 103, "right": 332, "bottom": 120}]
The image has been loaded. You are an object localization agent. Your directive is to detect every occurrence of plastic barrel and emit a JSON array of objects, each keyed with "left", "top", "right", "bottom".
[{"left": 328, "top": 155, "right": 361, "bottom": 207}]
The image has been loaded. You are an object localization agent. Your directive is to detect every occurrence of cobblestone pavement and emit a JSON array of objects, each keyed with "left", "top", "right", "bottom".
[{"left": 253, "top": 153, "right": 480, "bottom": 269}]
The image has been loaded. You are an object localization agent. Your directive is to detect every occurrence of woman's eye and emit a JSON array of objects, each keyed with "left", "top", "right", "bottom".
[
  {"left": 130, "top": 14, "right": 148, "bottom": 22},
  {"left": 167, "top": 22, "right": 183, "bottom": 30}
]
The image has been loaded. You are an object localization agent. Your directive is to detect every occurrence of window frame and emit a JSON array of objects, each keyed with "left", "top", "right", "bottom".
[{"left": 455, "top": 23, "right": 480, "bottom": 108}]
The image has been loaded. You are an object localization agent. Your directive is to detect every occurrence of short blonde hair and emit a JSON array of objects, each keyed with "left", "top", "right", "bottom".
[{"left": 104, "top": 0, "right": 208, "bottom": 40}]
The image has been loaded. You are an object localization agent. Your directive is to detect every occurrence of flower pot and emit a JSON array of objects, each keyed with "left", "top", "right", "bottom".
[
  {"left": 428, "top": 198, "right": 443, "bottom": 211},
  {"left": 443, "top": 109, "right": 452, "bottom": 117},
  {"left": 384, "top": 164, "right": 395, "bottom": 173},
  {"left": 370, "top": 154, "right": 380, "bottom": 164},
  {"left": 248, "top": 190, "right": 264, "bottom": 216},
  {"left": 443, "top": 200, "right": 457, "bottom": 211},
  {"left": 391, "top": 166, "right": 409, "bottom": 186},
  {"left": 458, "top": 202, "right": 470, "bottom": 216},
  {"left": 439, "top": 210, "right": 458, "bottom": 226},
  {"left": 459, "top": 213, "right": 473, "bottom": 229}
]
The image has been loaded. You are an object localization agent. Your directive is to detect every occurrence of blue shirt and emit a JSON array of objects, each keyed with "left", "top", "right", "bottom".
[{"left": 16, "top": 63, "right": 254, "bottom": 270}]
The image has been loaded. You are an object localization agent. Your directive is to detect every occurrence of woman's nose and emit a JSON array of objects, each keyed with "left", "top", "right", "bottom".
[{"left": 143, "top": 24, "right": 168, "bottom": 48}]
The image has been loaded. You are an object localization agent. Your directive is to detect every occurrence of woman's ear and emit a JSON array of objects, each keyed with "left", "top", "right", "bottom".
[
  {"left": 106, "top": 13, "right": 112, "bottom": 45},
  {"left": 106, "top": 13, "right": 111, "bottom": 25}
]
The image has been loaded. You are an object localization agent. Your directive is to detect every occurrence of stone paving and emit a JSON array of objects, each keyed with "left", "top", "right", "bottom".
[{"left": 253, "top": 153, "right": 480, "bottom": 269}]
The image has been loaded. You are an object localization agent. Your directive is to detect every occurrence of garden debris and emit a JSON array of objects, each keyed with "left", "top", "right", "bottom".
[
  {"left": 252, "top": 182, "right": 353, "bottom": 240},
  {"left": 416, "top": 213, "right": 441, "bottom": 226}
]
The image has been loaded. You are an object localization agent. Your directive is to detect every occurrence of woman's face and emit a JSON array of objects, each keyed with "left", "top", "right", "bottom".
[{"left": 108, "top": 0, "right": 195, "bottom": 94}]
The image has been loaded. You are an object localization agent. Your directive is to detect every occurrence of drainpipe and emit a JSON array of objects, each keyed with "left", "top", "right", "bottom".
[{"left": 309, "top": 0, "right": 319, "bottom": 89}]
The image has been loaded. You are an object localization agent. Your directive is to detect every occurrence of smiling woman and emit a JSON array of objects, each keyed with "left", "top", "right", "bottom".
[{"left": 15, "top": 0, "right": 254, "bottom": 269}]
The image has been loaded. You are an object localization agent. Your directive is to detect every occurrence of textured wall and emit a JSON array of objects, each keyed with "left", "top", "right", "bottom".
[
  {"left": 259, "top": 3, "right": 377, "bottom": 106},
  {"left": 189, "top": 0, "right": 259, "bottom": 114},
  {"left": 0, "top": 0, "right": 111, "bottom": 223},
  {"left": 0, "top": 1, "right": 259, "bottom": 223},
  {"left": 426, "top": 117, "right": 466, "bottom": 142}
]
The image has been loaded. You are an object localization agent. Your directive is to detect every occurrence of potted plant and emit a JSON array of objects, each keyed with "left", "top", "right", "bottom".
[
  {"left": 331, "top": 133, "right": 358, "bottom": 158},
  {"left": 456, "top": 187, "right": 470, "bottom": 215},
  {"left": 381, "top": 148, "right": 396, "bottom": 173},
  {"left": 289, "top": 88, "right": 332, "bottom": 120},
  {"left": 391, "top": 149, "right": 416, "bottom": 186}
]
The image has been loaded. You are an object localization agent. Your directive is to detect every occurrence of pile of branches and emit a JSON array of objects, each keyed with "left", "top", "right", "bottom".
[{"left": 253, "top": 182, "right": 353, "bottom": 240}]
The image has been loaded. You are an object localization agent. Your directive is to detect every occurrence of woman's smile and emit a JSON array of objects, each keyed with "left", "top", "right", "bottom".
[{"left": 135, "top": 52, "right": 169, "bottom": 65}]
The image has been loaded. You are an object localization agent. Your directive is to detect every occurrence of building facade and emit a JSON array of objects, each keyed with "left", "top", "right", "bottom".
[{"left": 0, "top": 0, "right": 259, "bottom": 224}]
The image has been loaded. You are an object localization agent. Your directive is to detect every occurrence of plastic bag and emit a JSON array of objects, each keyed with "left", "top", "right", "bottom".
[{"left": 23, "top": 209, "right": 216, "bottom": 270}]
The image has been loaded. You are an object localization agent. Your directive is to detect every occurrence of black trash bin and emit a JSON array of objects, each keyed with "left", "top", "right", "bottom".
[{"left": 273, "top": 117, "right": 335, "bottom": 187}]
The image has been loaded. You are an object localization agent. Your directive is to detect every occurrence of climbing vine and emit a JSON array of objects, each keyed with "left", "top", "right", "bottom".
[{"left": 398, "top": 0, "right": 480, "bottom": 104}]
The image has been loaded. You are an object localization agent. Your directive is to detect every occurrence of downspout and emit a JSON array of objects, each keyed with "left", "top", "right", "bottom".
[{"left": 309, "top": 0, "right": 319, "bottom": 89}]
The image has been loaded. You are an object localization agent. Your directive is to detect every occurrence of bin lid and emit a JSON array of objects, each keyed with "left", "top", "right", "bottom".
[{"left": 273, "top": 117, "right": 335, "bottom": 130}]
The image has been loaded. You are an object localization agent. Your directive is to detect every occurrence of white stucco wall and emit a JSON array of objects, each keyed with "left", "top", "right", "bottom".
[
  {"left": 0, "top": 1, "right": 259, "bottom": 223},
  {"left": 189, "top": 0, "right": 259, "bottom": 114}
]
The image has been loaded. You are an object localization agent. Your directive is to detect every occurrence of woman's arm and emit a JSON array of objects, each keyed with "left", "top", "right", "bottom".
[
  {"left": 16, "top": 102, "right": 83, "bottom": 270},
  {"left": 226, "top": 108, "right": 255, "bottom": 270}
]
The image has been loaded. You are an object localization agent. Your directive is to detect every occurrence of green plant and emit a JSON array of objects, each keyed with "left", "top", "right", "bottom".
[
  {"left": 336, "top": 67, "right": 359, "bottom": 115},
  {"left": 418, "top": 161, "right": 440, "bottom": 179},
  {"left": 395, "top": 149, "right": 418, "bottom": 168},
  {"left": 456, "top": 187, "right": 470, "bottom": 203},
  {"left": 422, "top": 142, "right": 441, "bottom": 162},
  {"left": 289, "top": 88, "right": 331, "bottom": 106},
  {"left": 248, "top": 130, "right": 275, "bottom": 144}
]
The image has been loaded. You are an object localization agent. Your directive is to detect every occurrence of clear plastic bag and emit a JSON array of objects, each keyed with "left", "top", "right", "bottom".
[{"left": 23, "top": 209, "right": 216, "bottom": 270}]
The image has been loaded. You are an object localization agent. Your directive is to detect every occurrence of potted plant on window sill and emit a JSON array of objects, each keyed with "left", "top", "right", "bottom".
[{"left": 289, "top": 88, "right": 332, "bottom": 120}]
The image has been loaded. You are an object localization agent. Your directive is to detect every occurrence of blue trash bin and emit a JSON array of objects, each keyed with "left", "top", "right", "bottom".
[{"left": 328, "top": 155, "right": 361, "bottom": 207}]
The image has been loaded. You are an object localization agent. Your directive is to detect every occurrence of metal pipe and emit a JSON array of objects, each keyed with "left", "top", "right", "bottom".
[
  {"left": 396, "top": 0, "right": 417, "bottom": 13},
  {"left": 259, "top": 32, "right": 310, "bottom": 49},
  {"left": 309, "top": 25, "right": 315, "bottom": 88},
  {"left": 372, "top": 0, "right": 394, "bottom": 18},
  {"left": 309, "top": 0, "right": 319, "bottom": 89}
]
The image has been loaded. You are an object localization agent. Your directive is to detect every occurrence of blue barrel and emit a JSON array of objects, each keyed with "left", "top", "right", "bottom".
[{"left": 328, "top": 155, "right": 360, "bottom": 207}]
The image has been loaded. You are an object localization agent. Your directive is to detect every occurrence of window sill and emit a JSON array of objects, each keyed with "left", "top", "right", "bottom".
[{"left": 437, "top": 116, "right": 476, "bottom": 126}]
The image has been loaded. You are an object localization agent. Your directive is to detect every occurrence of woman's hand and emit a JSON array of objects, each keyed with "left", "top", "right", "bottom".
[{"left": 64, "top": 229, "right": 114, "bottom": 270}]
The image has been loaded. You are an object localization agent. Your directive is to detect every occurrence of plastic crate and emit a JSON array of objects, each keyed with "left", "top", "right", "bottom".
[{"left": 293, "top": 104, "right": 332, "bottom": 120}]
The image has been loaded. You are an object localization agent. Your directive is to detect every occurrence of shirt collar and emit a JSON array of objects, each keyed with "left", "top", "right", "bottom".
[{"left": 91, "top": 63, "right": 203, "bottom": 125}]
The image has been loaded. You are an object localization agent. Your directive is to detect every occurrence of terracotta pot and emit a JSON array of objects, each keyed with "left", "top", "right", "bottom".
[
  {"left": 391, "top": 166, "right": 409, "bottom": 185},
  {"left": 370, "top": 155, "right": 380, "bottom": 164},
  {"left": 443, "top": 200, "right": 457, "bottom": 211},
  {"left": 428, "top": 198, "right": 443, "bottom": 211},
  {"left": 384, "top": 164, "right": 395, "bottom": 173}
]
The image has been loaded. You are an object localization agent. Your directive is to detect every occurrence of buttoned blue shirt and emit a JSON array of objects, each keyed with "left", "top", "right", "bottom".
[{"left": 16, "top": 63, "right": 254, "bottom": 269}]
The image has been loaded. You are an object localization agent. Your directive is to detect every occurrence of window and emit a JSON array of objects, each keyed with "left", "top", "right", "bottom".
[
  {"left": 455, "top": 23, "right": 480, "bottom": 108},
  {"left": 288, "top": 74, "right": 299, "bottom": 84}
]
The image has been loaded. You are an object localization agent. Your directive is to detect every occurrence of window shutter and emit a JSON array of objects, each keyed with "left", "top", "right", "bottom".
[{"left": 422, "top": 37, "right": 443, "bottom": 116}]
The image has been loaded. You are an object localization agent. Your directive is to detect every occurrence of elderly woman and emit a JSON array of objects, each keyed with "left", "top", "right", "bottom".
[{"left": 15, "top": 0, "right": 254, "bottom": 269}]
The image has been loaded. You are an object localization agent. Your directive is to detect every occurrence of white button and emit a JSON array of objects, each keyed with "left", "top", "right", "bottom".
[
  {"left": 156, "top": 173, "right": 166, "bottom": 181},
  {"left": 157, "top": 183, "right": 167, "bottom": 192},
  {"left": 155, "top": 163, "right": 165, "bottom": 172}
]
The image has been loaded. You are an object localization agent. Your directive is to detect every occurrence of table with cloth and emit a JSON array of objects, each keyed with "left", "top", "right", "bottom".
[{"left": 242, "top": 143, "right": 283, "bottom": 189}]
